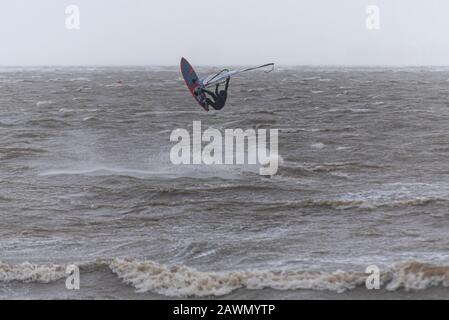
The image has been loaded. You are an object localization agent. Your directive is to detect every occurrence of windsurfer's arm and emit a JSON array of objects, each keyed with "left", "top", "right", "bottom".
[
  {"left": 215, "top": 84, "right": 220, "bottom": 96},
  {"left": 202, "top": 88, "right": 216, "bottom": 99},
  {"left": 225, "top": 77, "right": 230, "bottom": 91}
]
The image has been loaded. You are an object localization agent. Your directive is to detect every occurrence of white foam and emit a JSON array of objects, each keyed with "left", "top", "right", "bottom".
[
  {"left": 1, "top": 259, "right": 448, "bottom": 297},
  {"left": 0, "top": 262, "right": 66, "bottom": 283},
  {"left": 311, "top": 142, "right": 325, "bottom": 149},
  {"left": 109, "top": 259, "right": 366, "bottom": 297},
  {"left": 36, "top": 100, "right": 53, "bottom": 107},
  {"left": 387, "top": 262, "right": 449, "bottom": 291}
]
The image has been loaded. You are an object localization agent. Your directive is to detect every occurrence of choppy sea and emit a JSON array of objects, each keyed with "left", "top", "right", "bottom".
[{"left": 0, "top": 66, "right": 448, "bottom": 299}]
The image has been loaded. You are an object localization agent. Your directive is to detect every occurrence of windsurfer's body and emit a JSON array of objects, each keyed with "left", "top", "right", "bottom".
[{"left": 200, "top": 77, "right": 230, "bottom": 111}]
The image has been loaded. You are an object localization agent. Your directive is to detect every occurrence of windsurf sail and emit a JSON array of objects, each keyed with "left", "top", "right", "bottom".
[{"left": 201, "top": 63, "right": 274, "bottom": 87}]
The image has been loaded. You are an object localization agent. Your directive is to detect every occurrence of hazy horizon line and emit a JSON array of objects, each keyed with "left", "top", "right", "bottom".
[{"left": 2, "top": 64, "right": 449, "bottom": 68}]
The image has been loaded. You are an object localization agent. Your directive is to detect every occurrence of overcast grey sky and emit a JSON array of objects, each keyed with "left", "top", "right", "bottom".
[{"left": 0, "top": 0, "right": 448, "bottom": 66}]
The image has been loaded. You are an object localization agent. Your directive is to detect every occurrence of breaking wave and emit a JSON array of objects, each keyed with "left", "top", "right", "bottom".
[{"left": 1, "top": 259, "right": 448, "bottom": 297}]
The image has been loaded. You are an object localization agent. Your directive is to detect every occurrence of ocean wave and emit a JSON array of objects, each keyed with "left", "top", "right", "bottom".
[
  {"left": 385, "top": 262, "right": 449, "bottom": 291},
  {"left": 389, "top": 197, "right": 449, "bottom": 207},
  {"left": 0, "top": 147, "right": 47, "bottom": 160},
  {"left": 109, "top": 259, "right": 366, "bottom": 296},
  {"left": 261, "top": 197, "right": 449, "bottom": 210},
  {"left": 0, "top": 259, "right": 448, "bottom": 297},
  {"left": 0, "top": 262, "right": 66, "bottom": 283},
  {"left": 311, "top": 162, "right": 385, "bottom": 173},
  {"left": 255, "top": 199, "right": 364, "bottom": 211},
  {"left": 36, "top": 100, "right": 53, "bottom": 107},
  {"left": 277, "top": 163, "right": 314, "bottom": 178},
  {"left": 26, "top": 118, "right": 71, "bottom": 129}
]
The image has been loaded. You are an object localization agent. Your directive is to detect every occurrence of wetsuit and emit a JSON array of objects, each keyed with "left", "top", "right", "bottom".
[{"left": 202, "top": 77, "right": 230, "bottom": 110}]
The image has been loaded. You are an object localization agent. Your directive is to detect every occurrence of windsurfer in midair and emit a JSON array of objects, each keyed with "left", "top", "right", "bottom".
[{"left": 199, "top": 77, "right": 230, "bottom": 111}]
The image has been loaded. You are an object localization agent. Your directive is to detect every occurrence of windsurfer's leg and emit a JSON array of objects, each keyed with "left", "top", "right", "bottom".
[
  {"left": 206, "top": 99, "right": 219, "bottom": 110},
  {"left": 202, "top": 88, "right": 216, "bottom": 99},
  {"left": 207, "top": 98, "right": 225, "bottom": 110}
]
